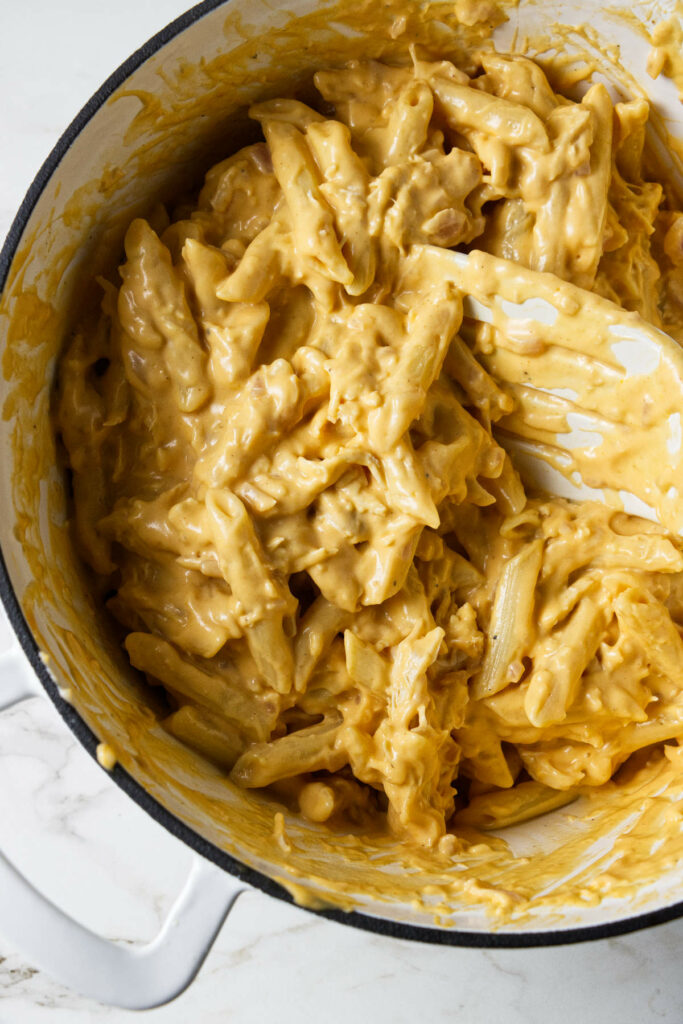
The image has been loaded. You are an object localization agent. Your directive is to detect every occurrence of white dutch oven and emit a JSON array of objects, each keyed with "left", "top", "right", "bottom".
[{"left": 1, "top": 0, "right": 682, "bottom": 1009}]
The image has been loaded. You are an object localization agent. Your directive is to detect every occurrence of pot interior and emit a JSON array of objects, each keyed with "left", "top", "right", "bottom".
[{"left": 2, "top": 0, "right": 683, "bottom": 937}]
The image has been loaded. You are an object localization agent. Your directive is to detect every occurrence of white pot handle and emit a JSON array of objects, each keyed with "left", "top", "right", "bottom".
[
  {"left": 0, "top": 643, "right": 247, "bottom": 1009},
  {"left": 0, "top": 642, "right": 43, "bottom": 708}
]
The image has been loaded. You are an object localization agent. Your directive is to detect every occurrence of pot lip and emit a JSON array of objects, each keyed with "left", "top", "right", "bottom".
[{"left": 2, "top": 0, "right": 683, "bottom": 951}]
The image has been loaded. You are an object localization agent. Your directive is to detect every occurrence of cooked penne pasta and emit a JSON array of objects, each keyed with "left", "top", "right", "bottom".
[
  {"left": 293, "top": 597, "right": 351, "bottom": 692},
  {"left": 454, "top": 781, "right": 579, "bottom": 830},
  {"left": 431, "top": 77, "right": 550, "bottom": 151},
  {"left": 306, "top": 119, "right": 376, "bottom": 296},
  {"left": 230, "top": 715, "right": 346, "bottom": 788},
  {"left": 164, "top": 705, "right": 245, "bottom": 770},
  {"left": 254, "top": 118, "right": 353, "bottom": 288},
  {"left": 56, "top": 48, "right": 683, "bottom": 853},
  {"left": 473, "top": 539, "right": 543, "bottom": 700},
  {"left": 524, "top": 596, "right": 606, "bottom": 727},
  {"left": 125, "top": 632, "right": 279, "bottom": 742}
]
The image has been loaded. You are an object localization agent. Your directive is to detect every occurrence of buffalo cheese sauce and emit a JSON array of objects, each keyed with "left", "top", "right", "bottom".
[{"left": 55, "top": 48, "right": 683, "bottom": 884}]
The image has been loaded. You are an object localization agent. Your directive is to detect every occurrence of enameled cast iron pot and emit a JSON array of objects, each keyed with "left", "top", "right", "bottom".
[{"left": 1, "top": 0, "right": 683, "bottom": 1008}]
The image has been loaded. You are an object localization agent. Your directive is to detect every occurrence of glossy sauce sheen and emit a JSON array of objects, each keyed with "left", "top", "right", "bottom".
[{"left": 55, "top": 37, "right": 683, "bottom": 882}]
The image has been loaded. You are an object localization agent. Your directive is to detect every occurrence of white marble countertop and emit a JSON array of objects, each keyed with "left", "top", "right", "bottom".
[{"left": 2, "top": 2, "right": 683, "bottom": 1020}]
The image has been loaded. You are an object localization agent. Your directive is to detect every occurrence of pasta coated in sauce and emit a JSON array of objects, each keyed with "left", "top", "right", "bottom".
[{"left": 56, "top": 51, "right": 683, "bottom": 848}]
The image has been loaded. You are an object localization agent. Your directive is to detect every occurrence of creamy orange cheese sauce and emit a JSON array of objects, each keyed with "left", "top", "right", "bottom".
[{"left": 55, "top": 50, "right": 683, "bottom": 856}]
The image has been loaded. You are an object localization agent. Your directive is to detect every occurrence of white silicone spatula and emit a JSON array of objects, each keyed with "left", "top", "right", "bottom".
[{"left": 404, "top": 245, "right": 683, "bottom": 535}]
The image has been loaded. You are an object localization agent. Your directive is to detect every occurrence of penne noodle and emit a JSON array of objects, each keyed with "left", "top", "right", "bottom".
[
  {"left": 537, "top": 573, "right": 600, "bottom": 632},
  {"left": 119, "top": 219, "right": 210, "bottom": 412},
  {"left": 195, "top": 359, "right": 304, "bottom": 488},
  {"left": 524, "top": 596, "right": 606, "bottom": 727},
  {"left": 614, "top": 589, "right": 683, "bottom": 690},
  {"left": 374, "top": 439, "right": 439, "bottom": 528},
  {"left": 572, "top": 84, "right": 614, "bottom": 287},
  {"left": 384, "top": 80, "right": 434, "bottom": 165},
  {"left": 482, "top": 454, "right": 527, "bottom": 517},
  {"left": 125, "top": 632, "right": 278, "bottom": 741},
  {"left": 344, "top": 629, "right": 390, "bottom": 695},
  {"left": 443, "top": 333, "right": 515, "bottom": 422},
  {"left": 164, "top": 705, "right": 245, "bottom": 770},
  {"left": 306, "top": 119, "right": 376, "bottom": 296},
  {"left": 477, "top": 54, "right": 558, "bottom": 120},
  {"left": 259, "top": 119, "right": 353, "bottom": 287},
  {"left": 294, "top": 597, "right": 351, "bottom": 692},
  {"left": 230, "top": 715, "right": 346, "bottom": 788},
  {"left": 249, "top": 98, "right": 325, "bottom": 130},
  {"left": 431, "top": 77, "right": 550, "bottom": 151},
  {"left": 367, "top": 284, "right": 462, "bottom": 452},
  {"left": 205, "top": 489, "right": 296, "bottom": 693},
  {"left": 216, "top": 219, "right": 287, "bottom": 303},
  {"left": 454, "top": 780, "right": 579, "bottom": 830},
  {"left": 473, "top": 539, "right": 543, "bottom": 700}
]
